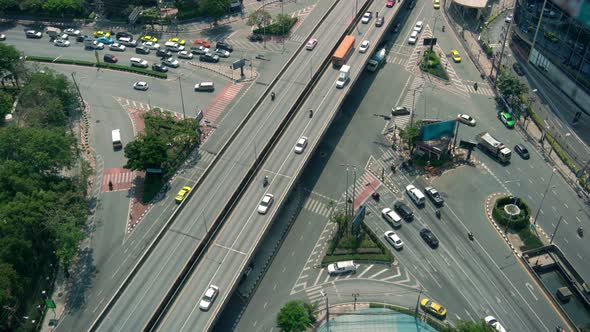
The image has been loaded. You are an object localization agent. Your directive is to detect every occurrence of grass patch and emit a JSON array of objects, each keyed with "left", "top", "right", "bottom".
[
  {"left": 253, "top": 16, "right": 298, "bottom": 36},
  {"left": 323, "top": 213, "right": 392, "bottom": 265},
  {"left": 419, "top": 50, "right": 449, "bottom": 80},
  {"left": 142, "top": 173, "right": 165, "bottom": 203}
]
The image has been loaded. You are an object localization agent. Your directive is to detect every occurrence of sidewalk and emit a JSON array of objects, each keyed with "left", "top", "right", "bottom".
[{"left": 442, "top": 0, "right": 589, "bottom": 197}]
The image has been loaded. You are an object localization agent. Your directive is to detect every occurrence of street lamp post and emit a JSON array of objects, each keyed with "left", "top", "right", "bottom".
[
  {"left": 178, "top": 75, "right": 186, "bottom": 119},
  {"left": 533, "top": 168, "right": 556, "bottom": 226},
  {"left": 321, "top": 291, "right": 330, "bottom": 332},
  {"left": 549, "top": 215, "right": 564, "bottom": 244}
]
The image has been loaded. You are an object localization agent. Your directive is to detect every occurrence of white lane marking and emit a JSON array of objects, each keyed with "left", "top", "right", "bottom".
[{"left": 525, "top": 283, "right": 538, "bottom": 301}]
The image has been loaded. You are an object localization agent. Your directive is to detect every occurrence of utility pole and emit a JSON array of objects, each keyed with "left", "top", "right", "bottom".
[
  {"left": 415, "top": 286, "right": 423, "bottom": 318},
  {"left": 430, "top": 16, "right": 437, "bottom": 53},
  {"left": 281, "top": 0, "right": 285, "bottom": 53},
  {"left": 352, "top": 166, "right": 357, "bottom": 216},
  {"left": 321, "top": 291, "right": 330, "bottom": 332},
  {"left": 491, "top": 9, "right": 514, "bottom": 84},
  {"left": 70, "top": 72, "right": 84, "bottom": 111},
  {"left": 263, "top": 0, "right": 267, "bottom": 49},
  {"left": 178, "top": 75, "right": 186, "bottom": 119},
  {"left": 549, "top": 215, "right": 563, "bottom": 244},
  {"left": 533, "top": 168, "right": 556, "bottom": 226},
  {"left": 352, "top": 293, "right": 359, "bottom": 310},
  {"left": 344, "top": 165, "right": 349, "bottom": 217}
]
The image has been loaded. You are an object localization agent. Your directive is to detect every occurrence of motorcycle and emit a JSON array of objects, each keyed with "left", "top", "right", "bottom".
[
  {"left": 309, "top": 110, "right": 313, "bottom": 118},
  {"left": 435, "top": 210, "right": 441, "bottom": 219},
  {"left": 442, "top": 25, "right": 445, "bottom": 32},
  {"left": 578, "top": 226, "right": 584, "bottom": 237},
  {"left": 468, "top": 231, "right": 474, "bottom": 241},
  {"left": 391, "top": 164, "right": 396, "bottom": 173},
  {"left": 271, "top": 92, "right": 275, "bottom": 101},
  {"left": 263, "top": 176, "right": 269, "bottom": 187}
]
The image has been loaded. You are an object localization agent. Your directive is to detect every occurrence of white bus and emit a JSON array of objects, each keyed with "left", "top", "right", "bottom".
[{"left": 112, "top": 129, "right": 122, "bottom": 150}]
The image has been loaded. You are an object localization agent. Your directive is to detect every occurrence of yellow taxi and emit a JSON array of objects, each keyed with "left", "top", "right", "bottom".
[
  {"left": 451, "top": 49, "right": 462, "bottom": 62},
  {"left": 175, "top": 186, "right": 192, "bottom": 203},
  {"left": 93, "top": 30, "right": 110, "bottom": 38},
  {"left": 168, "top": 37, "right": 186, "bottom": 45},
  {"left": 420, "top": 298, "right": 447, "bottom": 319},
  {"left": 433, "top": 0, "right": 440, "bottom": 9},
  {"left": 141, "top": 35, "right": 158, "bottom": 43}
]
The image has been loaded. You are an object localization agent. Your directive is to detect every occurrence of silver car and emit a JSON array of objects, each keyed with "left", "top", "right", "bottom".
[
  {"left": 199, "top": 285, "right": 219, "bottom": 311},
  {"left": 214, "top": 49, "right": 230, "bottom": 58}
]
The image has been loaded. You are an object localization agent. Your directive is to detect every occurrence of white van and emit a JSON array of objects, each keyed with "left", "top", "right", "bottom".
[
  {"left": 194, "top": 82, "right": 215, "bottom": 92},
  {"left": 406, "top": 184, "right": 425, "bottom": 206},
  {"left": 112, "top": 129, "right": 122, "bottom": 150},
  {"left": 130, "top": 57, "right": 148, "bottom": 68},
  {"left": 327, "top": 260, "right": 358, "bottom": 275},
  {"left": 118, "top": 37, "right": 137, "bottom": 47},
  {"left": 164, "top": 41, "right": 184, "bottom": 52}
]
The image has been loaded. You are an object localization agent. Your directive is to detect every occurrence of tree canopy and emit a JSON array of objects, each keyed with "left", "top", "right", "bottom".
[
  {"left": 200, "top": 0, "right": 231, "bottom": 22},
  {"left": 276, "top": 300, "right": 316, "bottom": 332},
  {"left": 247, "top": 8, "right": 272, "bottom": 29},
  {"left": 0, "top": 66, "right": 87, "bottom": 330},
  {"left": 497, "top": 73, "right": 528, "bottom": 102}
]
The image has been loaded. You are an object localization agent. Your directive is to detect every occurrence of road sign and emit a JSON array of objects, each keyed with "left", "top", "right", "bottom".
[
  {"left": 196, "top": 109, "right": 203, "bottom": 121},
  {"left": 351, "top": 205, "right": 366, "bottom": 237},
  {"left": 423, "top": 38, "right": 437, "bottom": 46},
  {"left": 231, "top": 59, "right": 246, "bottom": 70},
  {"left": 45, "top": 299, "right": 56, "bottom": 309}
]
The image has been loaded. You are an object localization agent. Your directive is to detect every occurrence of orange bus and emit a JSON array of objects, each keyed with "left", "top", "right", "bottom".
[{"left": 332, "top": 35, "right": 355, "bottom": 67}]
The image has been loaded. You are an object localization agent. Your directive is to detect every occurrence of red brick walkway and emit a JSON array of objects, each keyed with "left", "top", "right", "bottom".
[
  {"left": 353, "top": 172, "right": 382, "bottom": 210},
  {"left": 101, "top": 168, "right": 135, "bottom": 192}
]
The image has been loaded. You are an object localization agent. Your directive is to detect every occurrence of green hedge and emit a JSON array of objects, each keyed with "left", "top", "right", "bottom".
[
  {"left": 253, "top": 17, "right": 298, "bottom": 36},
  {"left": 420, "top": 50, "right": 449, "bottom": 80},
  {"left": 518, "top": 228, "right": 544, "bottom": 250},
  {"left": 369, "top": 303, "right": 454, "bottom": 331},
  {"left": 322, "top": 254, "right": 392, "bottom": 264},
  {"left": 25, "top": 56, "right": 167, "bottom": 79}
]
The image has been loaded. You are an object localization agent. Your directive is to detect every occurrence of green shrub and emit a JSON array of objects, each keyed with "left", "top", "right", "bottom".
[
  {"left": 546, "top": 134, "right": 578, "bottom": 173},
  {"left": 322, "top": 254, "right": 392, "bottom": 264},
  {"left": 518, "top": 228, "right": 544, "bottom": 250},
  {"left": 253, "top": 16, "right": 298, "bottom": 36},
  {"left": 25, "top": 56, "right": 167, "bottom": 79},
  {"left": 419, "top": 50, "right": 449, "bottom": 80}
]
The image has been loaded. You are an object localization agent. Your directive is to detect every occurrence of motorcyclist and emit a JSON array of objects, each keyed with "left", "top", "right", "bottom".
[
  {"left": 468, "top": 231, "right": 474, "bottom": 240},
  {"left": 309, "top": 109, "right": 313, "bottom": 118},
  {"left": 263, "top": 176, "right": 269, "bottom": 186},
  {"left": 435, "top": 209, "right": 441, "bottom": 219},
  {"left": 271, "top": 92, "right": 275, "bottom": 100}
]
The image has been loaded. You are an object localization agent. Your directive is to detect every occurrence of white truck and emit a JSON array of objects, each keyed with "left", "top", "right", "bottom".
[
  {"left": 336, "top": 65, "right": 351, "bottom": 89},
  {"left": 367, "top": 48, "right": 386, "bottom": 72},
  {"left": 476, "top": 132, "right": 511, "bottom": 163}
]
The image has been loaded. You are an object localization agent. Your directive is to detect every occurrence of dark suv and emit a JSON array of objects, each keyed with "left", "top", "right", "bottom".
[
  {"left": 200, "top": 53, "right": 219, "bottom": 63},
  {"left": 116, "top": 31, "right": 133, "bottom": 40},
  {"left": 156, "top": 49, "right": 172, "bottom": 58},
  {"left": 420, "top": 228, "right": 439, "bottom": 248},
  {"left": 394, "top": 201, "right": 413, "bottom": 221},
  {"left": 152, "top": 63, "right": 168, "bottom": 72},
  {"left": 216, "top": 40, "right": 233, "bottom": 52},
  {"left": 135, "top": 46, "right": 150, "bottom": 55}
]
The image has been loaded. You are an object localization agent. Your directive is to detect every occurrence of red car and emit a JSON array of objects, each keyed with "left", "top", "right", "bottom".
[
  {"left": 386, "top": 0, "right": 394, "bottom": 7},
  {"left": 193, "top": 39, "right": 211, "bottom": 48}
]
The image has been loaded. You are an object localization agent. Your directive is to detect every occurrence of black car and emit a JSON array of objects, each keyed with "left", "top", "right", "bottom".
[
  {"left": 116, "top": 31, "right": 133, "bottom": 40},
  {"left": 76, "top": 34, "right": 90, "bottom": 42},
  {"left": 514, "top": 144, "right": 530, "bottom": 159},
  {"left": 156, "top": 49, "right": 172, "bottom": 58},
  {"left": 103, "top": 54, "right": 118, "bottom": 63},
  {"left": 249, "top": 34, "right": 263, "bottom": 42},
  {"left": 394, "top": 201, "right": 414, "bottom": 221},
  {"left": 200, "top": 53, "right": 219, "bottom": 63},
  {"left": 513, "top": 63, "right": 525, "bottom": 76},
  {"left": 216, "top": 40, "right": 233, "bottom": 52},
  {"left": 425, "top": 187, "right": 444, "bottom": 206},
  {"left": 420, "top": 228, "right": 439, "bottom": 248},
  {"left": 375, "top": 17, "right": 384, "bottom": 27},
  {"left": 135, "top": 46, "right": 150, "bottom": 55},
  {"left": 152, "top": 63, "right": 168, "bottom": 72}
]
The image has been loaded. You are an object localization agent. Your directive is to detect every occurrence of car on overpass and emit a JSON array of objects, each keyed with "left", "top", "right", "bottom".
[
  {"left": 361, "top": 12, "right": 372, "bottom": 23},
  {"left": 294, "top": 137, "right": 308, "bottom": 154},
  {"left": 386, "top": 0, "right": 394, "bottom": 7},
  {"left": 257, "top": 194, "right": 274, "bottom": 214},
  {"left": 199, "top": 285, "right": 219, "bottom": 311},
  {"left": 306, "top": 38, "right": 318, "bottom": 50}
]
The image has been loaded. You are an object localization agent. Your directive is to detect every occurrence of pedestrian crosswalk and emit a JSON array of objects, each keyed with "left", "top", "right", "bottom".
[
  {"left": 102, "top": 168, "right": 135, "bottom": 192},
  {"left": 386, "top": 55, "right": 407, "bottom": 65},
  {"left": 390, "top": 76, "right": 424, "bottom": 131},
  {"left": 290, "top": 33, "right": 307, "bottom": 43},
  {"left": 115, "top": 97, "right": 178, "bottom": 116},
  {"left": 303, "top": 197, "right": 332, "bottom": 217},
  {"left": 342, "top": 172, "right": 381, "bottom": 210},
  {"left": 289, "top": 5, "right": 316, "bottom": 34},
  {"left": 203, "top": 83, "right": 244, "bottom": 124},
  {"left": 464, "top": 83, "right": 494, "bottom": 96}
]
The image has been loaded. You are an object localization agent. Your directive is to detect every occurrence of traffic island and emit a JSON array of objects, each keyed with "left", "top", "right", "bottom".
[{"left": 419, "top": 50, "right": 449, "bottom": 81}]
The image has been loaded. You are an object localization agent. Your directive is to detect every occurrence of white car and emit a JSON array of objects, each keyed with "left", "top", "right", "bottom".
[
  {"left": 485, "top": 316, "right": 507, "bottom": 332},
  {"left": 214, "top": 49, "right": 230, "bottom": 58},
  {"left": 381, "top": 208, "right": 401, "bottom": 228},
  {"left": 457, "top": 113, "right": 476, "bottom": 126},
  {"left": 54, "top": 39, "right": 70, "bottom": 47},
  {"left": 384, "top": 231, "right": 404, "bottom": 249},
  {"left": 414, "top": 21, "right": 424, "bottom": 33},
  {"left": 133, "top": 81, "right": 149, "bottom": 91},
  {"left": 163, "top": 57, "right": 179, "bottom": 68},
  {"left": 294, "top": 136, "right": 308, "bottom": 154},
  {"left": 257, "top": 193, "right": 274, "bottom": 214},
  {"left": 361, "top": 12, "right": 372, "bottom": 23},
  {"left": 199, "top": 285, "right": 219, "bottom": 311},
  {"left": 408, "top": 31, "right": 418, "bottom": 44},
  {"left": 64, "top": 28, "right": 80, "bottom": 36},
  {"left": 109, "top": 43, "right": 126, "bottom": 51},
  {"left": 0, "top": 34, "right": 5, "bottom": 41},
  {"left": 306, "top": 38, "right": 318, "bottom": 50},
  {"left": 58, "top": 33, "right": 69, "bottom": 40},
  {"left": 143, "top": 41, "right": 160, "bottom": 50},
  {"left": 505, "top": 15, "right": 513, "bottom": 23},
  {"left": 178, "top": 50, "right": 193, "bottom": 59},
  {"left": 359, "top": 40, "right": 370, "bottom": 53}
]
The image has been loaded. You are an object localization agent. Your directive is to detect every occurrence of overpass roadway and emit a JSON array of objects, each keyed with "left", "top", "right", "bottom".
[
  {"left": 155, "top": 1, "right": 402, "bottom": 331},
  {"left": 91, "top": 0, "right": 366, "bottom": 330}
]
